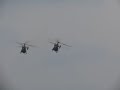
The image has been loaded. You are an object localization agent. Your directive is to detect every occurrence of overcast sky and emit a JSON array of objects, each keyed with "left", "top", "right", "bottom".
[{"left": 1, "top": 0, "right": 120, "bottom": 90}]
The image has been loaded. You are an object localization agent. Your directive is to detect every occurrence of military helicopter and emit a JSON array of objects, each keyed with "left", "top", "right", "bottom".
[
  {"left": 16, "top": 41, "right": 36, "bottom": 54},
  {"left": 49, "top": 40, "right": 71, "bottom": 53}
]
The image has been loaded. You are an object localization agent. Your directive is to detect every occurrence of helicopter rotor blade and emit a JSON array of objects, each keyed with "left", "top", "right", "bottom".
[
  {"left": 25, "top": 41, "right": 30, "bottom": 44},
  {"left": 49, "top": 42, "right": 55, "bottom": 44},
  {"left": 60, "top": 42, "right": 72, "bottom": 47},
  {"left": 16, "top": 42, "right": 24, "bottom": 45},
  {"left": 25, "top": 44, "right": 38, "bottom": 48},
  {"left": 16, "top": 41, "right": 30, "bottom": 45}
]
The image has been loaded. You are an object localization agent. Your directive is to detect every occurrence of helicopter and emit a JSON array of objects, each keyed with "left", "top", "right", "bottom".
[
  {"left": 49, "top": 40, "right": 71, "bottom": 53},
  {"left": 16, "top": 41, "right": 36, "bottom": 54}
]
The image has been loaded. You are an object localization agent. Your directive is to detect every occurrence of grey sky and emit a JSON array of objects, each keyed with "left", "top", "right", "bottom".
[{"left": 1, "top": 0, "right": 120, "bottom": 90}]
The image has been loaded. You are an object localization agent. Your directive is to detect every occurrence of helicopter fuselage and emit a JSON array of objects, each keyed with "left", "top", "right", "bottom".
[
  {"left": 20, "top": 44, "right": 29, "bottom": 54},
  {"left": 21, "top": 46, "right": 27, "bottom": 53},
  {"left": 52, "top": 43, "right": 61, "bottom": 53}
]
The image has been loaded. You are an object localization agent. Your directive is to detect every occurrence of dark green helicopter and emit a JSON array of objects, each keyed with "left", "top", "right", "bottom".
[
  {"left": 16, "top": 41, "right": 36, "bottom": 54},
  {"left": 49, "top": 40, "right": 71, "bottom": 53}
]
